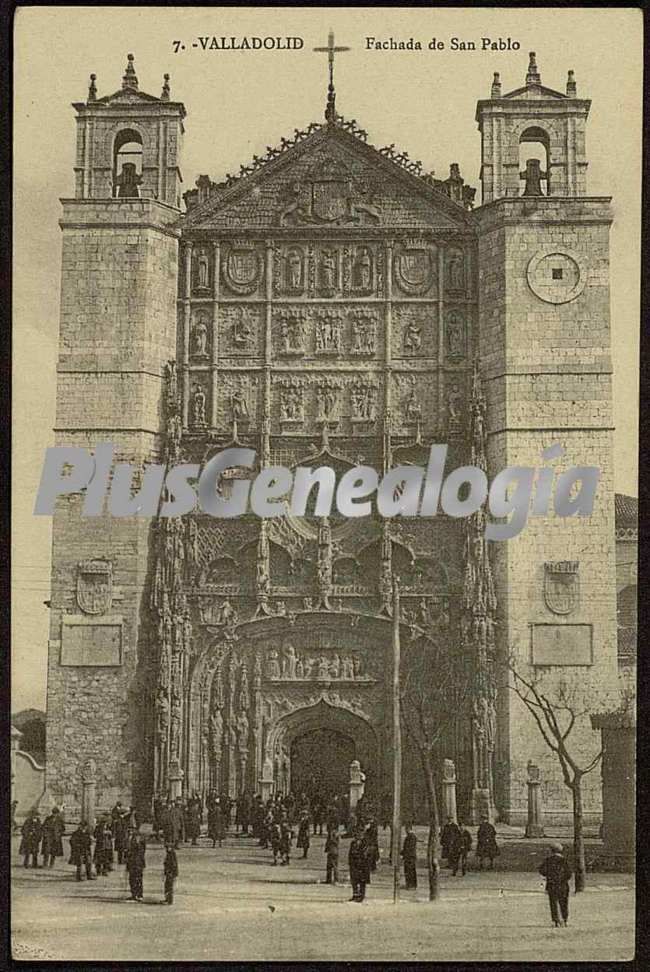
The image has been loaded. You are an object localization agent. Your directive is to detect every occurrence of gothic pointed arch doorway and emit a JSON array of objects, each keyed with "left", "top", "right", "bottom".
[{"left": 266, "top": 700, "right": 379, "bottom": 801}]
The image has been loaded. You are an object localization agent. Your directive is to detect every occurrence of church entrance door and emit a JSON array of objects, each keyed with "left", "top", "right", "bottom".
[{"left": 290, "top": 727, "right": 354, "bottom": 802}]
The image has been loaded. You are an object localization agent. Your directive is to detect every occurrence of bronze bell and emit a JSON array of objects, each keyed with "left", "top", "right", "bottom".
[{"left": 521, "top": 158, "right": 547, "bottom": 196}]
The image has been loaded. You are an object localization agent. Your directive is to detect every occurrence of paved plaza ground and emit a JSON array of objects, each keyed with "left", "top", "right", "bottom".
[{"left": 11, "top": 831, "right": 635, "bottom": 962}]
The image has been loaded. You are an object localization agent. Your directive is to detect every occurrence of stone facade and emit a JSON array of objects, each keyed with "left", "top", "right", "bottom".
[{"left": 45, "top": 53, "right": 619, "bottom": 827}]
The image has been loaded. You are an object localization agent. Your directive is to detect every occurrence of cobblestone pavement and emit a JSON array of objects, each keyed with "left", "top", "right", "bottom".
[{"left": 11, "top": 834, "right": 635, "bottom": 962}]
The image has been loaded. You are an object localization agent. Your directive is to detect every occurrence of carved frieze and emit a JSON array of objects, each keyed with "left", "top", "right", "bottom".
[{"left": 265, "top": 643, "right": 375, "bottom": 682}]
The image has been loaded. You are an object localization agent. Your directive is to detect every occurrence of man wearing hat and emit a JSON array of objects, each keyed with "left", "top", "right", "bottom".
[
  {"left": 538, "top": 842, "right": 573, "bottom": 927},
  {"left": 69, "top": 820, "right": 95, "bottom": 881},
  {"left": 41, "top": 806, "right": 65, "bottom": 868},
  {"left": 476, "top": 813, "right": 499, "bottom": 870},
  {"left": 20, "top": 810, "right": 42, "bottom": 868}
]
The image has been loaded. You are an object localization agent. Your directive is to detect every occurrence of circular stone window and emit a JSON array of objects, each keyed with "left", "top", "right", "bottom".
[{"left": 526, "top": 250, "right": 586, "bottom": 304}]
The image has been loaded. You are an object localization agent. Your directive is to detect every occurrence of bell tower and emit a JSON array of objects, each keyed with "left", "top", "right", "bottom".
[
  {"left": 45, "top": 56, "right": 185, "bottom": 815},
  {"left": 72, "top": 53, "right": 185, "bottom": 206},
  {"left": 476, "top": 51, "right": 589, "bottom": 203},
  {"left": 473, "top": 54, "right": 618, "bottom": 825}
]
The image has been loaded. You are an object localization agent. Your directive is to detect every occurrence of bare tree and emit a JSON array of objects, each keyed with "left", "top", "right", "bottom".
[
  {"left": 508, "top": 658, "right": 630, "bottom": 891},
  {"left": 401, "top": 630, "right": 470, "bottom": 900}
]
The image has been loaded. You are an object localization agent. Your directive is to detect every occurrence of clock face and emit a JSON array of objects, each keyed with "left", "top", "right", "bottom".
[{"left": 526, "top": 250, "right": 586, "bottom": 304}]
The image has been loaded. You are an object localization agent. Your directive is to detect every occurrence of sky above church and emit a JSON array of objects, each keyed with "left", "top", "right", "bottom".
[{"left": 12, "top": 7, "right": 642, "bottom": 710}]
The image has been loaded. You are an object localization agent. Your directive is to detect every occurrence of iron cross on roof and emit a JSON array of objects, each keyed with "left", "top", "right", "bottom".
[{"left": 313, "top": 30, "right": 350, "bottom": 122}]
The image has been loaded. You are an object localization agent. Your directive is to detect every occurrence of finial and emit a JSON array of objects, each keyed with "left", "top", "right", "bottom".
[
  {"left": 566, "top": 69, "right": 576, "bottom": 96},
  {"left": 161, "top": 73, "right": 170, "bottom": 101},
  {"left": 526, "top": 51, "right": 541, "bottom": 85},
  {"left": 491, "top": 72, "right": 501, "bottom": 98},
  {"left": 88, "top": 73, "right": 97, "bottom": 103},
  {"left": 122, "top": 53, "right": 138, "bottom": 90}
]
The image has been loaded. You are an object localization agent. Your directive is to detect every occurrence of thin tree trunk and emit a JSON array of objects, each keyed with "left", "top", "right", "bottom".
[
  {"left": 572, "top": 778, "right": 586, "bottom": 892},
  {"left": 422, "top": 752, "right": 441, "bottom": 901}
]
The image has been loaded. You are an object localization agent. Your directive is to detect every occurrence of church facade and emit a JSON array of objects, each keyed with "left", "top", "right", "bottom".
[{"left": 45, "top": 51, "right": 618, "bottom": 825}]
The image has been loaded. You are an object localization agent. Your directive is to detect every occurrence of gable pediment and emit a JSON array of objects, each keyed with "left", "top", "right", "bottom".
[{"left": 184, "top": 124, "right": 472, "bottom": 232}]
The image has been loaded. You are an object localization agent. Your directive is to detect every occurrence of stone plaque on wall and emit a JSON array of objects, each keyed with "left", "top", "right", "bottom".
[
  {"left": 61, "top": 617, "right": 123, "bottom": 666},
  {"left": 531, "top": 624, "right": 593, "bottom": 666}
]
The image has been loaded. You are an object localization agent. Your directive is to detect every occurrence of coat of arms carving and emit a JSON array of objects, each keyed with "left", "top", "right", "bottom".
[
  {"left": 393, "top": 242, "right": 436, "bottom": 295},
  {"left": 222, "top": 243, "right": 263, "bottom": 295},
  {"left": 76, "top": 559, "right": 113, "bottom": 615},
  {"left": 543, "top": 561, "right": 580, "bottom": 615},
  {"left": 280, "top": 156, "right": 380, "bottom": 226}
]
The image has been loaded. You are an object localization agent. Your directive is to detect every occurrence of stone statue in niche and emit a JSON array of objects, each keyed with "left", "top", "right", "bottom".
[
  {"left": 404, "top": 388, "right": 422, "bottom": 424},
  {"left": 351, "top": 314, "right": 375, "bottom": 354},
  {"left": 351, "top": 382, "right": 377, "bottom": 421},
  {"left": 286, "top": 248, "right": 303, "bottom": 291},
  {"left": 280, "top": 314, "right": 303, "bottom": 354},
  {"left": 302, "top": 597, "right": 313, "bottom": 611},
  {"left": 215, "top": 599, "right": 237, "bottom": 625},
  {"left": 353, "top": 247, "right": 373, "bottom": 291},
  {"left": 317, "top": 655, "right": 330, "bottom": 679},
  {"left": 295, "top": 656, "right": 304, "bottom": 679},
  {"left": 315, "top": 315, "right": 341, "bottom": 353},
  {"left": 196, "top": 247, "right": 210, "bottom": 290},
  {"left": 330, "top": 654, "right": 341, "bottom": 678},
  {"left": 231, "top": 388, "right": 249, "bottom": 423},
  {"left": 319, "top": 249, "right": 337, "bottom": 292},
  {"left": 266, "top": 649, "right": 281, "bottom": 680},
  {"left": 191, "top": 313, "right": 209, "bottom": 357},
  {"left": 232, "top": 308, "right": 253, "bottom": 348},
  {"left": 191, "top": 384, "right": 207, "bottom": 427},
  {"left": 447, "top": 383, "right": 463, "bottom": 430},
  {"left": 210, "top": 707, "right": 223, "bottom": 753},
  {"left": 446, "top": 250, "right": 465, "bottom": 291},
  {"left": 282, "top": 644, "right": 297, "bottom": 679},
  {"left": 280, "top": 379, "right": 303, "bottom": 421},
  {"left": 403, "top": 319, "right": 422, "bottom": 353},
  {"left": 316, "top": 380, "right": 339, "bottom": 422},
  {"left": 342, "top": 656, "right": 355, "bottom": 679},
  {"left": 236, "top": 710, "right": 250, "bottom": 753},
  {"left": 446, "top": 311, "right": 465, "bottom": 358}
]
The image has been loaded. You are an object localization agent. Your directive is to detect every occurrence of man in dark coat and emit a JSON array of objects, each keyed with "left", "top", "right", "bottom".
[
  {"left": 325, "top": 828, "right": 340, "bottom": 884},
  {"left": 449, "top": 821, "right": 472, "bottom": 876},
  {"left": 365, "top": 818, "right": 380, "bottom": 874},
  {"left": 69, "top": 821, "right": 95, "bottom": 881},
  {"left": 476, "top": 814, "right": 499, "bottom": 870},
  {"left": 401, "top": 824, "right": 418, "bottom": 889},
  {"left": 93, "top": 816, "right": 114, "bottom": 876},
  {"left": 348, "top": 826, "right": 370, "bottom": 902},
  {"left": 208, "top": 798, "right": 226, "bottom": 848},
  {"left": 296, "top": 810, "right": 311, "bottom": 859},
  {"left": 163, "top": 843, "right": 179, "bottom": 905},
  {"left": 166, "top": 800, "right": 184, "bottom": 849},
  {"left": 312, "top": 797, "right": 324, "bottom": 836},
  {"left": 538, "top": 842, "right": 572, "bottom": 927},
  {"left": 112, "top": 807, "right": 129, "bottom": 865},
  {"left": 279, "top": 814, "right": 293, "bottom": 865},
  {"left": 20, "top": 812, "right": 42, "bottom": 868},
  {"left": 441, "top": 816, "right": 460, "bottom": 865},
  {"left": 125, "top": 829, "right": 146, "bottom": 901},
  {"left": 152, "top": 795, "right": 164, "bottom": 841},
  {"left": 186, "top": 798, "right": 201, "bottom": 846},
  {"left": 41, "top": 807, "right": 65, "bottom": 867}
]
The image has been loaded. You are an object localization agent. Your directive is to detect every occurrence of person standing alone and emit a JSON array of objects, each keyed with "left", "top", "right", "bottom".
[
  {"left": 538, "top": 842, "right": 572, "bottom": 927},
  {"left": 401, "top": 824, "right": 418, "bottom": 890},
  {"left": 163, "top": 843, "right": 179, "bottom": 905}
]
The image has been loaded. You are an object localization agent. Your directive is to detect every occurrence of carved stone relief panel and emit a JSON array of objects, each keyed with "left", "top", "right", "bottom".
[
  {"left": 272, "top": 306, "right": 381, "bottom": 360},
  {"left": 221, "top": 241, "right": 265, "bottom": 298},
  {"left": 217, "top": 373, "right": 259, "bottom": 431},
  {"left": 219, "top": 305, "right": 263, "bottom": 357},
  {"left": 392, "top": 240, "right": 438, "bottom": 297},
  {"left": 392, "top": 305, "right": 438, "bottom": 360},
  {"left": 310, "top": 245, "right": 341, "bottom": 298},
  {"left": 273, "top": 244, "right": 307, "bottom": 297},
  {"left": 274, "top": 308, "right": 306, "bottom": 357},
  {"left": 392, "top": 373, "right": 437, "bottom": 434}
]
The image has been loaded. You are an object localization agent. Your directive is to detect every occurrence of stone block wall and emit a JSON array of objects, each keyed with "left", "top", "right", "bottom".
[
  {"left": 45, "top": 199, "right": 180, "bottom": 814},
  {"left": 475, "top": 197, "right": 619, "bottom": 825}
]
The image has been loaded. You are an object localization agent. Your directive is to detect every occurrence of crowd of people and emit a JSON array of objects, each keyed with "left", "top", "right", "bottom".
[{"left": 16, "top": 792, "right": 574, "bottom": 924}]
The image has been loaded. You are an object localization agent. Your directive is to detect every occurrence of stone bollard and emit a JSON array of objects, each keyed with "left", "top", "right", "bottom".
[
  {"left": 349, "top": 759, "right": 364, "bottom": 812},
  {"left": 442, "top": 758, "right": 458, "bottom": 823},
  {"left": 168, "top": 758, "right": 184, "bottom": 801},
  {"left": 525, "top": 761, "right": 545, "bottom": 837},
  {"left": 81, "top": 758, "right": 97, "bottom": 828},
  {"left": 260, "top": 755, "right": 274, "bottom": 802}
]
